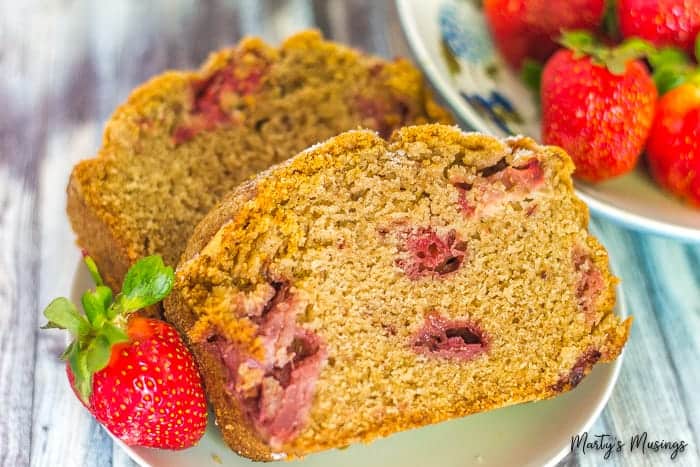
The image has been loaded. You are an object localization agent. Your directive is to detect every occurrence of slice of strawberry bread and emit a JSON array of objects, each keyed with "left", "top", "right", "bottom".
[
  {"left": 165, "top": 124, "right": 631, "bottom": 460},
  {"left": 67, "top": 30, "right": 451, "bottom": 290}
]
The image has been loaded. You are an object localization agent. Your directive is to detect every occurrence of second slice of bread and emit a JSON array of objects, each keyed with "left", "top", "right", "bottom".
[{"left": 165, "top": 124, "right": 630, "bottom": 460}]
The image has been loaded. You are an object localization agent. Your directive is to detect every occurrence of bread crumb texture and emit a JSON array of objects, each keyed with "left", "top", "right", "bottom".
[
  {"left": 165, "top": 124, "right": 631, "bottom": 461},
  {"left": 67, "top": 30, "right": 452, "bottom": 289}
]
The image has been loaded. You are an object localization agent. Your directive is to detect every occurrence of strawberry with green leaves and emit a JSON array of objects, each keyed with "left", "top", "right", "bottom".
[
  {"left": 630, "top": 32, "right": 700, "bottom": 206},
  {"left": 43, "top": 255, "right": 207, "bottom": 450},
  {"left": 541, "top": 32, "right": 657, "bottom": 182}
]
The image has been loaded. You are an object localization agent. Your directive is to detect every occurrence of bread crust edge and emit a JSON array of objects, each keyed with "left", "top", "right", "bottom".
[{"left": 164, "top": 125, "right": 631, "bottom": 460}]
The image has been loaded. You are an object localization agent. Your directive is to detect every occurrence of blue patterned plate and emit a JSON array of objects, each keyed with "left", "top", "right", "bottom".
[{"left": 397, "top": 0, "right": 700, "bottom": 242}]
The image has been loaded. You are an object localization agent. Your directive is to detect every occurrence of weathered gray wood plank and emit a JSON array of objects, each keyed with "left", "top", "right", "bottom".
[
  {"left": 0, "top": 161, "right": 39, "bottom": 467},
  {"left": 32, "top": 123, "right": 106, "bottom": 467},
  {"left": 639, "top": 236, "right": 700, "bottom": 444},
  {"left": 0, "top": 2, "right": 46, "bottom": 464},
  {"left": 579, "top": 221, "right": 699, "bottom": 466}
]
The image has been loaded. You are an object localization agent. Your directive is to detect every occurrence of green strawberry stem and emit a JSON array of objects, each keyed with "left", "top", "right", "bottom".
[
  {"left": 559, "top": 30, "right": 700, "bottom": 95},
  {"left": 559, "top": 30, "right": 655, "bottom": 75},
  {"left": 42, "top": 255, "right": 174, "bottom": 402},
  {"left": 82, "top": 250, "right": 104, "bottom": 287}
]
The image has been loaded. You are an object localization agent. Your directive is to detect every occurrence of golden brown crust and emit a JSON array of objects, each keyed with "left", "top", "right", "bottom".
[
  {"left": 66, "top": 170, "right": 133, "bottom": 291},
  {"left": 67, "top": 30, "right": 452, "bottom": 292},
  {"left": 179, "top": 178, "right": 261, "bottom": 264},
  {"left": 165, "top": 167, "right": 296, "bottom": 461},
  {"left": 165, "top": 124, "right": 630, "bottom": 460},
  {"left": 166, "top": 263, "right": 275, "bottom": 459}
]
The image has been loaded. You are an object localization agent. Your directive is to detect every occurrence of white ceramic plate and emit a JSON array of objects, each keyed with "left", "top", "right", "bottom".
[
  {"left": 71, "top": 263, "right": 627, "bottom": 467},
  {"left": 396, "top": 0, "right": 700, "bottom": 242}
]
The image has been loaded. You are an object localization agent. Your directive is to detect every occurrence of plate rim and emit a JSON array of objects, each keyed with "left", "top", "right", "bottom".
[
  {"left": 395, "top": 0, "right": 700, "bottom": 244},
  {"left": 70, "top": 259, "right": 627, "bottom": 467}
]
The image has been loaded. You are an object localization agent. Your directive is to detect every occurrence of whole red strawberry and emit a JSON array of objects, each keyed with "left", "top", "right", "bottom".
[
  {"left": 484, "top": 0, "right": 605, "bottom": 69},
  {"left": 541, "top": 32, "right": 657, "bottom": 182},
  {"left": 647, "top": 82, "right": 700, "bottom": 206},
  {"left": 618, "top": 0, "right": 700, "bottom": 54},
  {"left": 44, "top": 255, "right": 207, "bottom": 449}
]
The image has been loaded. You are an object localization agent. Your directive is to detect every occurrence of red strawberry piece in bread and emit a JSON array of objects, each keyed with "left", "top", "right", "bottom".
[
  {"left": 647, "top": 82, "right": 700, "bottom": 206},
  {"left": 43, "top": 255, "right": 207, "bottom": 450},
  {"left": 541, "top": 32, "right": 657, "bottom": 182},
  {"left": 618, "top": 0, "right": 700, "bottom": 55},
  {"left": 484, "top": 0, "right": 605, "bottom": 69}
]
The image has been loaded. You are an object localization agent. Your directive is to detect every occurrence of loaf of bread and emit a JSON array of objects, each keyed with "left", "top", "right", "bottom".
[
  {"left": 165, "top": 124, "right": 631, "bottom": 460},
  {"left": 67, "top": 30, "right": 451, "bottom": 289}
]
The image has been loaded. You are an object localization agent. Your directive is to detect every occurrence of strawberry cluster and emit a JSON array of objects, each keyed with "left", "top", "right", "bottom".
[{"left": 485, "top": 0, "right": 700, "bottom": 206}]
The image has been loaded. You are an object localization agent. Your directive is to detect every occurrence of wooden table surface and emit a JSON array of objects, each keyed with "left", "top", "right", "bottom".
[{"left": 1, "top": 1, "right": 698, "bottom": 466}]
